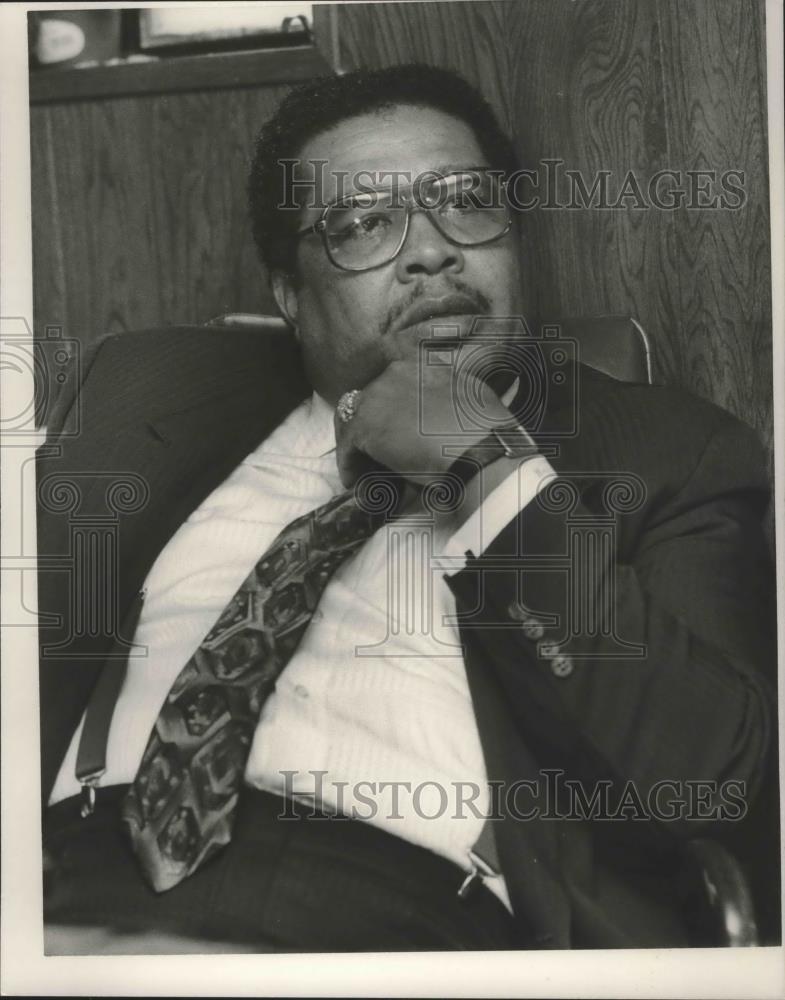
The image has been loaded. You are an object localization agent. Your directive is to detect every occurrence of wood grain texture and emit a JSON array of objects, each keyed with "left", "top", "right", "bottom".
[
  {"left": 656, "top": 0, "right": 771, "bottom": 455},
  {"left": 336, "top": 0, "right": 772, "bottom": 459},
  {"left": 31, "top": 1, "right": 772, "bottom": 472},
  {"left": 31, "top": 84, "right": 290, "bottom": 344}
]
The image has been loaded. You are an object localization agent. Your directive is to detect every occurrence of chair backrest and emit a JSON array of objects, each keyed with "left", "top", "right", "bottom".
[
  {"left": 208, "top": 313, "right": 655, "bottom": 386},
  {"left": 556, "top": 315, "right": 653, "bottom": 384}
]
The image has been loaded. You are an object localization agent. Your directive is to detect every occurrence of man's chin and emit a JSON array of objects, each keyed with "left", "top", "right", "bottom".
[{"left": 385, "top": 321, "right": 518, "bottom": 398}]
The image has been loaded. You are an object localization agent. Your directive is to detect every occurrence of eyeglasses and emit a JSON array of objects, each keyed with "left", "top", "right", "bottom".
[{"left": 294, "top": 170, "right": 512, "bottom": 272}]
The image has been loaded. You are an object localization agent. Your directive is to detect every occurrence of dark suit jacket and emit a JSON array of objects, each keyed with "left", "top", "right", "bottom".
[{"left": 37, "top": 325, "right": 777, "bottom": 949}]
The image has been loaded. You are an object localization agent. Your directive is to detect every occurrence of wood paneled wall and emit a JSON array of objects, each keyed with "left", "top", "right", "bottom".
[
  {"left": 337, "top": 0, "right": 772, "bottom": 460},
  {"left": 31, "top": 0, "right": 772, "bottom": 466},
  {"left": 31, "top": 84, "right": 289, "bottom": 344}
]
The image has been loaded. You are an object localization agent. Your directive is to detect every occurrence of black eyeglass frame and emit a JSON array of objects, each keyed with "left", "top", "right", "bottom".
[{"left": 292, "top": 170, "right": 513, "bottom": 272}]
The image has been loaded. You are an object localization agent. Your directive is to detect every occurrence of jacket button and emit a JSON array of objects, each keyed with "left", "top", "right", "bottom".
[
  {"left": 508, "top": 602, "right": 546, "bottom": 639},
  {"left": 550, "top": 654, "right": 573, "bottom": 678},
  {"left": 507, "top": 601, "right": 528, "bottom": 621},
  {"left": 522, "top": 621, "right": 545, "bottom": 640}
]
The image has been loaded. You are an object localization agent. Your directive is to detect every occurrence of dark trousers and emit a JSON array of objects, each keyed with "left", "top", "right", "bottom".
[{"left": 44, "top": 786, "right": 523, "bottom": 952}]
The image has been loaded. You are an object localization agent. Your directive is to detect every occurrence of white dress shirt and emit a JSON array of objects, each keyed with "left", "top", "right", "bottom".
[{"left": 51, "top": 391, "right": 556, "bottom": 909}]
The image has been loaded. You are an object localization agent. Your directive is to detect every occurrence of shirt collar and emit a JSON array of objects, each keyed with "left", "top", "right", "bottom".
[{"left": 299, "top": 391, "right": 336, "bottom": 458}]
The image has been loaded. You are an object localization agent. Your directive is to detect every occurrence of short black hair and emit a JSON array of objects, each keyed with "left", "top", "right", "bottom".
[{"left": 248, "top": 63, "right": 519, "bottom": 275}]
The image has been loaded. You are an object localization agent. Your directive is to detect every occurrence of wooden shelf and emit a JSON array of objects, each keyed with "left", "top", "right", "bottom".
[{"left": 29, "top": 44, "right": 333, "bottom": 104}]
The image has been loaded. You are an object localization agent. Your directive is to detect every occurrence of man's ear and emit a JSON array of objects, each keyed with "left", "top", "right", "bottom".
[{"left": 271, "top": 270, "right": 300, "bottom": 339}]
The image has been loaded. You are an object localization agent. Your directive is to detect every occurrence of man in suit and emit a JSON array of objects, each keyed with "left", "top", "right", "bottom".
[{"left": 38, "top": 64, "right": 776, "bottom": 952}]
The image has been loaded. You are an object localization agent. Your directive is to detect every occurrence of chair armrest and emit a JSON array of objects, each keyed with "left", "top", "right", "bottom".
[{"left": 681, "top": 838, "right": 759, "bottom": 946}]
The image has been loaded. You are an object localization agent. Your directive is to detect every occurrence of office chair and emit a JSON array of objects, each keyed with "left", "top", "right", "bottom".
[{"left": 207, "top": 310, "right": 765, "bottom": 947}]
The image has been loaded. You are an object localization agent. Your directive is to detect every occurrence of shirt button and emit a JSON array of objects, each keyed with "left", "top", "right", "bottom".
[
  {"left": 294, "top": 684, "right": 309, "bottom": 699},
  {"left": 550, "top": 654, "right": 573, "bottom": 678}
]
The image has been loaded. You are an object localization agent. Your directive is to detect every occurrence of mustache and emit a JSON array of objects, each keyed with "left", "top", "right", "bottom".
[{"left": 381, "top": 279, "right": 491, "bottom": 338}]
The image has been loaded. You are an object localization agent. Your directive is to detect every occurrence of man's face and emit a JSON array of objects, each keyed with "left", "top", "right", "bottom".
[{"left": 272, "top": 104, "right": 523, "bottom": 405}]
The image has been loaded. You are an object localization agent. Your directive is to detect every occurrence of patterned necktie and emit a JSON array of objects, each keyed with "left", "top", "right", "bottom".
[{"left": 122, "top": 482, "right": 397, "bottom": 892}]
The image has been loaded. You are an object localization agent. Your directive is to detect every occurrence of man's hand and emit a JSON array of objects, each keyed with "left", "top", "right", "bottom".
[{"left": 334, "top": 352, "right": 512, "bottom": 489}]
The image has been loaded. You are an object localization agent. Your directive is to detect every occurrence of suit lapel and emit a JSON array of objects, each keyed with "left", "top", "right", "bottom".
[
  {"left": 458, "top": 360, "right": 614, "bottom": 946},
  {"left": 38, "top": 326, "right": 310, "bottom": 802},
  {"left": 93, "top": 327, "right": 310, "bottom": 609},
  {"left": 461, "top": 605, "right": 573, "bottom": 947}
]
